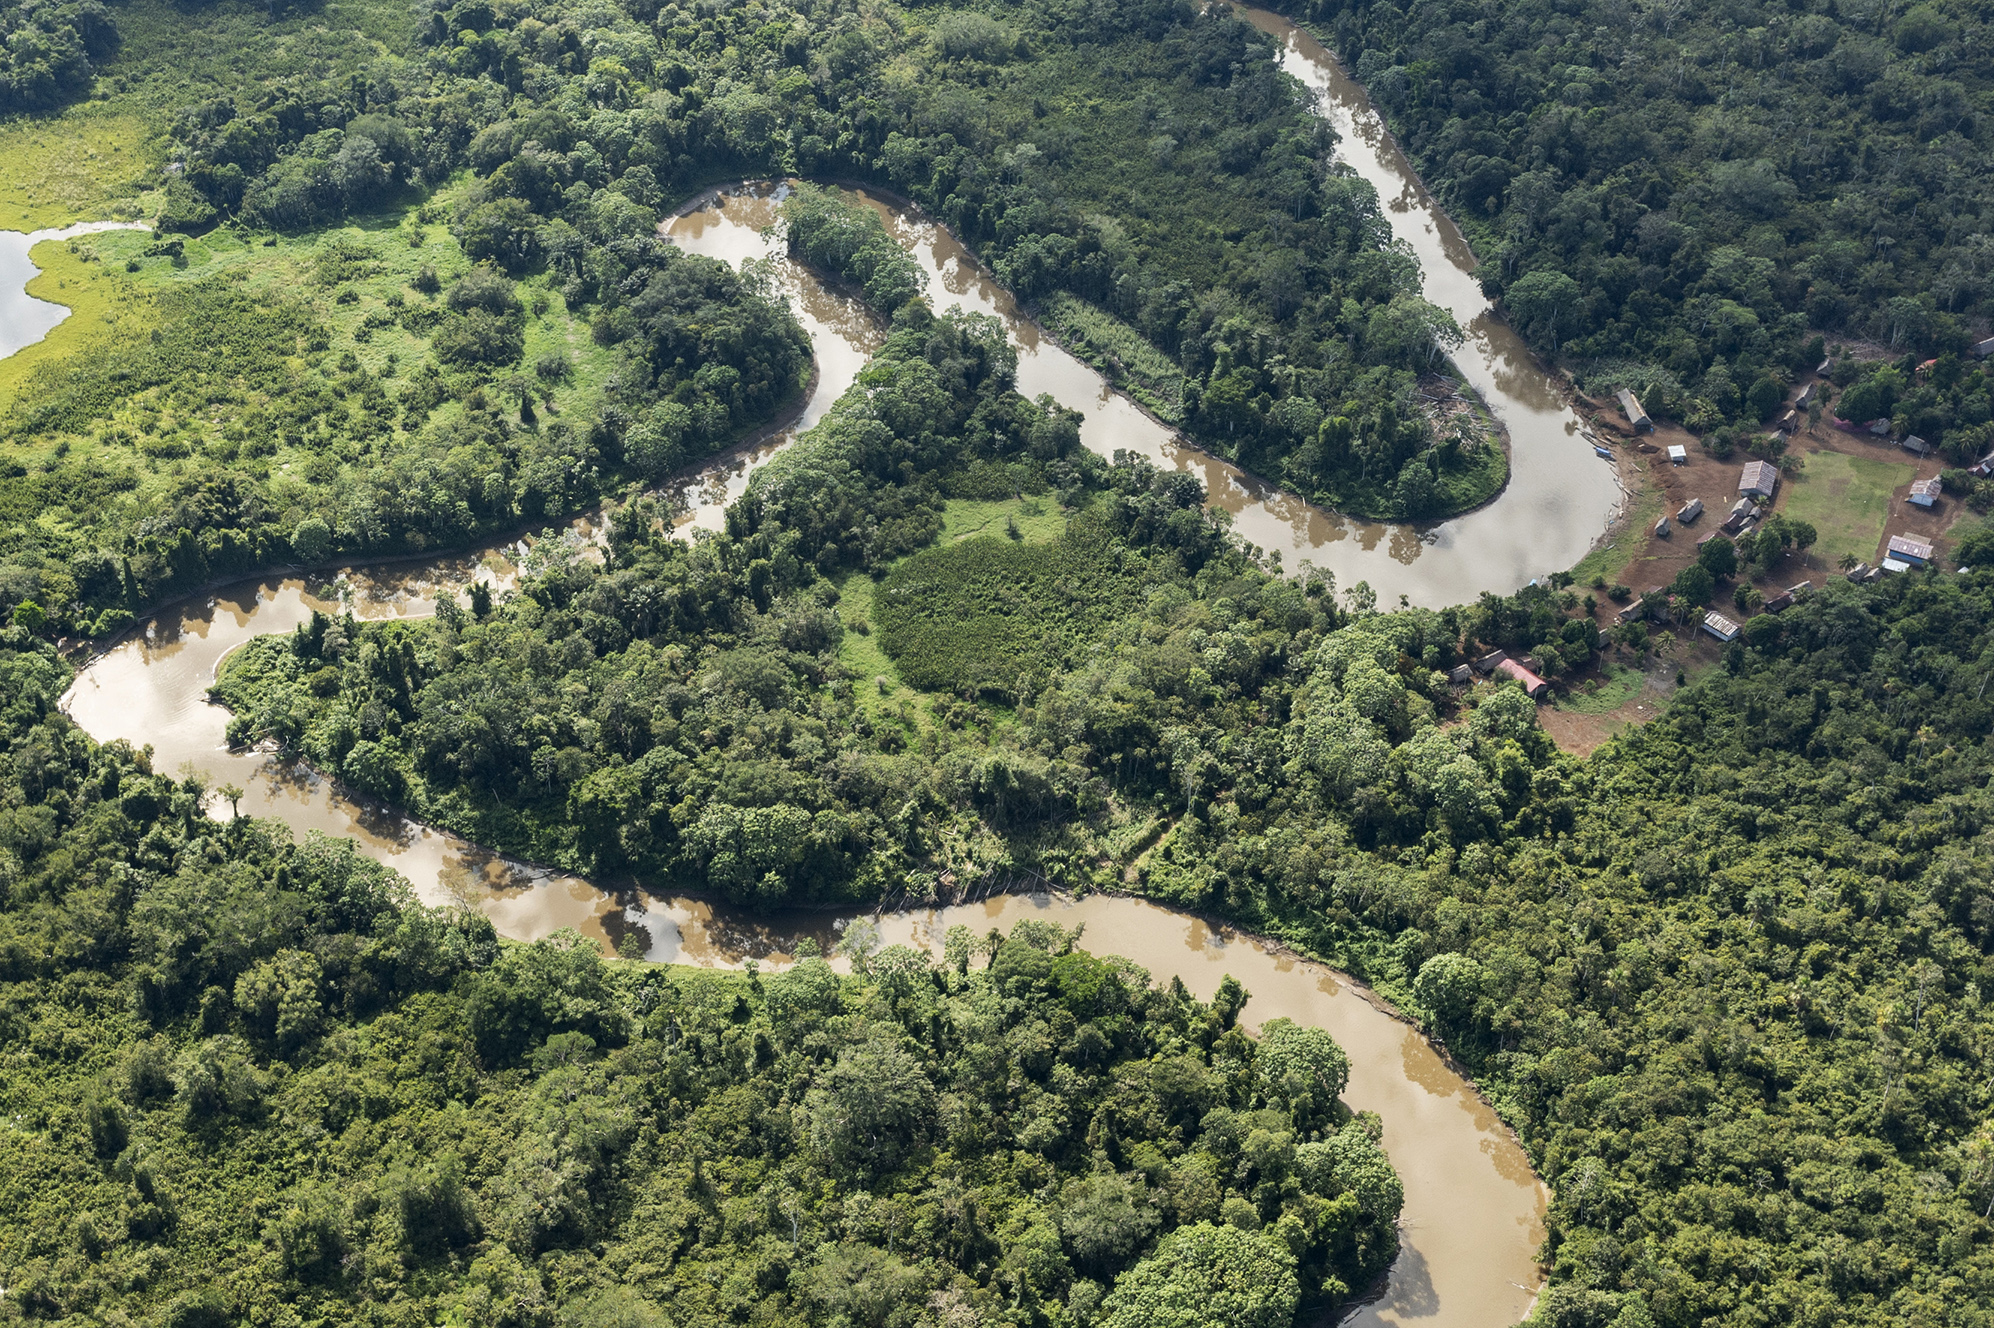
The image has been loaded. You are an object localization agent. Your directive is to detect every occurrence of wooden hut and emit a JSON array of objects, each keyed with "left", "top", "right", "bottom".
[{"left": 1886, "top": 534, "right": 1934, "bottom": 567}]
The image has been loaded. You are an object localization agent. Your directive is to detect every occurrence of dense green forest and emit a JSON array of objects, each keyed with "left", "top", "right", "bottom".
[
  {"left": 1281, "top": 0, "right": 1994, "bottom": 435},
  {"left": 0, "top": 0, "right": 115, "bottom": 114},
  {"left": 14, "top": 0, "right": 1994, "bottom": 1326},
  {"left": 2, "top": 0, "right": 1514, "bottom": 642},
  {"left": 0, "top": 624, "right": 1403, "bottom": 1323},
  {"left": 1829, "top": 350, "right": 1994, "bottom": 475},
  {"left": 221, "top": 425, "right": 1994, "bottom": 1326}
]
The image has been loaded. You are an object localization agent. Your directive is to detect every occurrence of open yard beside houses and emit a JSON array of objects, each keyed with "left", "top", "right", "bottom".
[{"left": 1779, "top": 450, "right": 1914, "bottom": 569}]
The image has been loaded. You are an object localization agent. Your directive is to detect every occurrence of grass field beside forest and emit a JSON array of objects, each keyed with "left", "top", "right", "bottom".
[
  {"left": 0, "top": 113, "right": 158, "bottom": 230},
  {"left": 1782, "top": 450, "right": 1913, "bottom": 568},
  {"left": 2, "top": 184, "right": 614, "bottom": 469}
]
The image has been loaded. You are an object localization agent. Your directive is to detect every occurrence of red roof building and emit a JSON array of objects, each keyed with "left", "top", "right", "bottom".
[{"left": 1495, "top": 657, "right": 1550, "bottom": 700}]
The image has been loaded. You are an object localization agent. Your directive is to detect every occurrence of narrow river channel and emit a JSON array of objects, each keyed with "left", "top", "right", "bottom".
[
  {"left": 64, "top": 563, "right": 1548, "bottom": 1328},
  {"left": 42, "top": 19, "right": 1563, "bottom": 1324}
]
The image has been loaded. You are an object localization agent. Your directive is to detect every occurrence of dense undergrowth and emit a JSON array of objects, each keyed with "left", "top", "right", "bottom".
[
  {"left": 224, "top": 418, "right": 1994, "bottom": 1326},
  {"left": 11, "top": 2, "right": 1994, "bottom": 1328},
  {"left": 0, "top": 185, "right": 809, "bottom": 638}
]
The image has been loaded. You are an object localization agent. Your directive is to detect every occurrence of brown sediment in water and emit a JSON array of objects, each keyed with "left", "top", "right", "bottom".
[
  {"left": 667, "top": 179, "right": 1613, "bottom": 604},
  {"left": 61, "top": 559, "right": 1551, "bottom": 1328},
  {"left": 60, "top": 49, "right": 1590, "bottom": 1321},
  {"left": 620, "top": 891, "right": 1548, "bottom": 1328}
]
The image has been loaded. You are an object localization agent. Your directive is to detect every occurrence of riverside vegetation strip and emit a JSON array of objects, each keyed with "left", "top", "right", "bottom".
[
  {"left": 1286, "top": 0, "right": 1994, "bottom": 450},
  {"left": 213, "top": 191, "right": 1994, "bottom": 1328},
  {"left": 2, "top": 0, "right": 1514, "bottom": 644},
  {"left": 11, "top": 2, "right": 1994, "bottom": 1328},
  {"left": 0, "top": 637, "right": 1404, "bottom": 1323}
]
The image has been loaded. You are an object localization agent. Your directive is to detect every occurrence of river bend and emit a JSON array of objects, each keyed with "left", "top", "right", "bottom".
[{"left": 52, "top": 17, "right": 1562, "bottom": 1322}]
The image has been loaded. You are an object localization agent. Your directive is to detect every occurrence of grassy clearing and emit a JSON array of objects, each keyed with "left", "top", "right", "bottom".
[
  {"left": 1039, "top": 292, "right": 1185, "bottom": 422},
  {"left": 0, "top": 234, "right": 157, "bottom": 411},
  {"left": 4, "top": 183, "right": 616, "bottom": 459},
  {"left": 834, "top": 573, "right": 938, "bottom": 741},
  {"left": 1555, "top": 662, "right": 1646, "bottom": 715},
  {"left": 0, "top": 113, "right": 158, "bottom": 230},
  {"left": 937, "top": 495, "right": 1067, "bottom": 545},
  {"left": 1782, "top": 450, "right": 1913, "bottom": 567}
]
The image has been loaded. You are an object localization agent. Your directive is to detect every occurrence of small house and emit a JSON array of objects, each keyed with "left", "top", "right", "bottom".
[
  {"left": 1971, "top": 452, "right": 1994, "bottom": 478},
  {"left": 1696, "top": 529, "right": 1724, "bottom": 549},
  {"left": 1787, "top": 580, "right": 1813, "bottom": 598},
  {"left": 1723, "top": 496, "right": 1759, "bottom": 533},
  {"left": 1795, "top": 383, "right": 1816, "bottom": 409},
  {"left": 1700, "top": 612, "right": 1742, "bottom": 643},
  {"left": 1761, "top": 588, "right": 1794, "bottom": 612},
  {"left": 1739, "top": 460, "right": 1779, "bottom": 500},
  {"left": 1901, "top": 436, "right": 1933, "bottom": 458},
  {"left": 1975, "top": 336, "right": 1994, "bottom": 359},
  {"left": 1908, "top": 477, "right": 1942, "bottom": 508},
  {"left": 1472, "top": 649, "right": 1508, "bottom": 675},
  {"left": 1446, "top": 664, "right": 1473, "bottom": 685},
  {"left": 1677, "top": 497, "right": 1703, "bottom": 523},
  {"left": 1667, "top": 444, "right": 1687, "bottom": 464},
  {"left": 1860, "top": 565, "right": 1885, "bottom": 582},
  {"left": 1655, "top": 514, "right": 1672, "bottom": 538},
  {"left": 1495, "top": 657, "right": 1550, "bottom": 700},
  {"left": 1775, "top": 410, "right": 1799, "bottom": 434},
  {"left": 1887, "top": 534, "right": 1934, "bottom": 566},
  {"left": 1867, "top": 419, "right": 1892, "bottom": 437},
  {"left": 1617, "top": 389, "right": 1653, "bottom": 432},
  {"left": 1817, "top": 356, "right": 1834, "bottom": 376},
  {"left": 1845, "top": 562, "right": 1871, "bottom": 582}
]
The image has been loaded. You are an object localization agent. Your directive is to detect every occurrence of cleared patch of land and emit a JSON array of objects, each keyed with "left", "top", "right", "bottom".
[
  {"left": 832, "top": 574, "right": 919, "bottom": 724},
  {"left": 1780, "top": 449, "right": 1913, "bottom": 568},
  {"left": 937, "top": 495, "right": 1067, "bottom": 545}
]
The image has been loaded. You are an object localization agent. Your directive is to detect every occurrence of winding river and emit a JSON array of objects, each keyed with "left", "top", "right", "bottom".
[
  {"left": 656, "top": 6, "right": 1622, "bottom": 607},
  {"left": 63, "top": 564, "right": 1548, "bottom": 1325},
  {"left": 34, "top": 16, "right": 1567, "bottom": 1325}
]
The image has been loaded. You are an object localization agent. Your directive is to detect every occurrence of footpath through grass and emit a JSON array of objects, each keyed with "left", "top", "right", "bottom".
[{"left": 1782, "top": 449, "right": 1913, "bottom": 568}]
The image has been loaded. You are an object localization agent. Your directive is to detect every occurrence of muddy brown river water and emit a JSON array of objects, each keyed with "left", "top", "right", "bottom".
[{"left": 52, "top": 15, "right": 1563, "bottom": 1321}]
